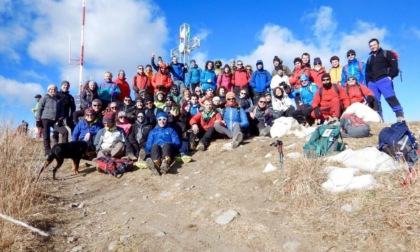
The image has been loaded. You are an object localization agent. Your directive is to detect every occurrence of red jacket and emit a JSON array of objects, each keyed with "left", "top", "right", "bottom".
[
  {"left": 289, "top": 66, "right": 310, "bottom": 89},
  {"left": 312, "top": 84, "right": 350, "bottom": 109},
  {"left": 189, "top": 111, "right": 222, "bottom": 131},
  {"left": 309, "top": 67, "right": 327, "bottom": 88},
  {"left": 152, "top": 71, "right": 173, "bottom": 94},
  {"left": 132, "top": 73, "right": 153, "bottom": 95},
  {"left": 346, "top": 84, "right": 374, "bottom": 105},
  {"left": 114, "top": 78, "right": 131, "bottom": 102},
  {"left": 232, "top": 68, "right": 250, "bottom": 87}
]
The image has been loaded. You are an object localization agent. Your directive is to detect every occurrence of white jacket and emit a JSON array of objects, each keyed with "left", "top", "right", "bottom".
[
  {"left": 272, "top": 95, "right": 293, "bottom": 112},
  {"left": 270, "top": 74, "right": 290, "bottom": 89}
]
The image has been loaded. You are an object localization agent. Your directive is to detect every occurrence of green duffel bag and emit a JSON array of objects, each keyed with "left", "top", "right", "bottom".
[{"left": 303, "top": 125, "right": 345, "bottom": 158}]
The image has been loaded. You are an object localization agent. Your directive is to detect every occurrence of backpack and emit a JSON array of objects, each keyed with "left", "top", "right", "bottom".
[
  {"left": 340, "top": 114, "right": 370, "bottom": 138},
  {"left": 96, "top": 156, "right": 133, "bottom": 178},
  {"left": 378, "top": 121, "right": 418, "bottom": 167},
  {"left": 368, "top": 49, "right": 402, "bottom": 81},
  {"left": 303, "top": 125, "right": 345, "bottom": 158}
]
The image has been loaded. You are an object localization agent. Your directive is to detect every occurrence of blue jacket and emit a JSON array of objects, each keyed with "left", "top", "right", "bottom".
[
  {"left": 98, "top": 80, "right": 121, "bottom": 102},
  {"left": 170, "top": 62, "right": 186, "bottom": 81},
  {"left": 289, "top": 83, "right": 318, "bottom": 106},
  {"left": 250, "top": 60, "right": 272, "bottom": 92},
  {"left": 190, "top": 103, "right": 200, "bottom": 115},
  {"left": 146, "top": 126, "right": 180, "bottom": 151},
  {"left": 223, "top": 106, "right": 249, "bottom": 131},
  {"left": 72, "top": 119, "right": 103, "bottom": 141},
  {"left": 185, "top": 65, "right": 202, "bottom": 87},
  {"left": 200, "top": 69, "right": 217, "bottom": 92},
  {"left": 341, "top": 59, "right": 366, "bottom": 86}
]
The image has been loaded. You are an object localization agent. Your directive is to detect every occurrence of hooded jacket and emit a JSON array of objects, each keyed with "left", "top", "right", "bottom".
[
  {"left": 185, "top": 65, "right": 202, "bottom": 87},
  {"left": 289, "top": 82, "right": 319, "bottom": 106},
  {"left": 37, "top": 94, "right": 64, "bottom": 121},
  {"left": 342, "top": 59, "right": 366, "bottom": 86},
  {"left": 200, "top": 68, "right": 217, "bottom": 92},
  {"left": 145, "top": 123, "right": 180, "bottom": 151},
  {"left": 250, "top": 60, "right": 272, "bottom": 92}
]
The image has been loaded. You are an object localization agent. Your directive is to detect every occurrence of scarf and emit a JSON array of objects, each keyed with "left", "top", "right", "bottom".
[{"left": 202, "top": 109, "right": 215, "bottom": 123}]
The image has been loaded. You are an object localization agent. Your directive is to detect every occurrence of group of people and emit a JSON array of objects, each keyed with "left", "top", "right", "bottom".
[{"left": 32, "top": 38, "right": 404, "bottom": 175}]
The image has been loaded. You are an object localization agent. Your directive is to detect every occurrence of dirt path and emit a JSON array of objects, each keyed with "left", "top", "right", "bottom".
[{"left": 42, "top": 137, "right": 310, "bottom": 251}]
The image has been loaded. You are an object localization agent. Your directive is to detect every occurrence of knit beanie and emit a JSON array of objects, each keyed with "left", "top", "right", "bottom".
[
  {"left": 84, "top": 108, "right": 96, "bottom": 116},
  {"left": 156, "top": 112, "right": 168, "bottom": 119},
  {"left": 103, "top": 112, "right": 115, "bottom": 123},
  {"left": 347, "top": 49, "right": 356, "bottom": 56},
  {"left": 226, "top": 92, "right": 235, "bottom": 99}
]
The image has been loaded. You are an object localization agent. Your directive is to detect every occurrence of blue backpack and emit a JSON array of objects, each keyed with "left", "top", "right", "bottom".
[
  {"left": 378, "top": 121, "right": 418, "bottom": 167},
  {"left": 303, "top": 125, "right": 345, "bottom": 158}
]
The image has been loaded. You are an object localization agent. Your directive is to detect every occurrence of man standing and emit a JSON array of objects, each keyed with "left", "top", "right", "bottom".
[
  {"left": 169, "top": 56, "right": 187, "bottom": 92},
  {"left": 98, "top": 71, "right": 121, "bottom": 108},
  {"left": 32, "top": 94, "right": 42, "bottom": 138},
  {"left": 250, "top": 60, "right": 271, "bottom": 104},
  {"left": 57, "top": 81, "right": 76, "bottom": 130},
  {"left": 365, "top": 38, "right": 403, "bottom": 121},
  {"left": 341, "top": 49, "right": 365, "bottom": 86},
  {"left": 132, "top": 65, "right": 152, "bottom": 99},
  {"left": 232, "top": 60, "right": 251, "bottom": 97},
  {"left": 114, "top": 70, "right": 131, "bottom": 103}
]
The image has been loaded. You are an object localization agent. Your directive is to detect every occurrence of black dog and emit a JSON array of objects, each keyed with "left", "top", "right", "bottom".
[{"left": 36, "top": 141, "right": 90, "bottom": 181}]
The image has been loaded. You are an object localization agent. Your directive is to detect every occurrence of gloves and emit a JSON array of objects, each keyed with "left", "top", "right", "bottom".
[
  {"left": 366, "top": 95, "right": 374, "bottom": 104},
  {"left": 313, "top": 107, "right": 322, "bottom": 117},
  {"left": 36, "top": 120, "right": 42, "bottom": 128}
]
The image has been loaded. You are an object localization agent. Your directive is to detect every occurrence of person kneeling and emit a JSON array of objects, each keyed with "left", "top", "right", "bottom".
[{"left": 145, "top": 112, "right": 180, "bottom": 175}]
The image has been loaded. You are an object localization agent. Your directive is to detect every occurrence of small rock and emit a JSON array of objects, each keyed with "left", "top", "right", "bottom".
[
  {"left": 155, "top": 231, "right": 166, "bottom": 237},
  {"left": 220, "top": 161, "right": 225, "bottom": 164},
  {"left": 99, "top": 211, "right": 107, "bottom": 215},
  {"left": 214, "top": 193, "right": 221, "bottom": 198},
  {"left": 141, "top": 220, "right": 147, "bottom": 224},
  {"left": 108, "top": 240, "right": 118, "bottom": 251},
  {"left": 72, "top": 245, "right": 83, "bottom": 252},
  {"left": 69, "top": 203, "right": 79, "bottom": 208},
  {"left": 282, "top": 240, "right": 301, "bottom": 251},
  {"left": 263, "top": 162, "right": 277, "bottom": 173},
  {"left": 216, "top": 209, "right": 239, "bottom": 225},
  {"left": 184, "top": 176, "right": 189, "bottom": 179},
  {"left": 265, "top": 153, "right": 273, "bottom": 158},
  {"left": 222, "top": 142, "right": 233, "bottom": 150},
  {"left": 160, "top": 191, "right": 171, "bottom": 197},
  {"left": 119, "top": 234, "right": 130, "bottom": 242},
  {"left": 244, "top": 154, "right": 248, "bottom": 158},
  {"left": 286, "top": 152, "right": 303, "bottom": 159},
  {"left": 341, "top": 203, "right": 353, "bottom": 213},
  {"left": 174, "top": 183, "right": 181, "bottom": 187},
  {"left": 143, "top": 196, "right": 148, "bottom": 200},
  {"left": 284, "top": 143, "right": 296, "bottom": 149},
  {"left": 77, "top": 202, "right": 84, "bottom": 208},
  {"left": 67, "top": 236, "right": 76, "bottom": 243}
]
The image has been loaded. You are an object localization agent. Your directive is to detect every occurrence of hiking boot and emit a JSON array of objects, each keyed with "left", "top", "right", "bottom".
[
  {"left": 138, "top": 148, "right": 146, "bottom": 160},
  {"left": 397, "top": 116, "right": 405, "bottom": 123},
  {"left": 232, "top": 132, "right": 243, "bottom": 148},
  {"left": 196, "top": 142, "right": 206, "bottom": 151},
  {"left": 190, "top": 140, "right": 197, "bottom": 151},
  {"left": 160, "top": 156, "right": 172, "bottom": 174},
  {"left": 146, "top": 158, "right": 160, "bottom": 176},
  {"left": 127, "top": 153, "right": 137, "bottom": 161},
  {"left": 181, "top": 154, "right": 192, "bottom": 163}
]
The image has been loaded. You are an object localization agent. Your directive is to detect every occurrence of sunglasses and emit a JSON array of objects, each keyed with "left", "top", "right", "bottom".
[
  {"left": 137, "top": 115, "right": 145, "bottom": 118},
  {"left": 246, "top": 68, "right": 251, "bottom": 70},
  {"left": 347, "top": 53, "right": 355, "bottom": 57},
  {"left": 227, "top": 98, "right": 235, "bottom": 101},
  {"left": 157, "top": 118, "right": 167, "bottom": 122},
  {"left": 138, "top": 68, "right": 144, "bottom": 70},
  {"left": 160, "top": 67, "right": 166, "bottom": 70},
  {"left": 110, "top": 106, "right": 118, "bottom": 109},
  {"left": 119, "top": 116, "right": 125, "bottom": 119},
  {"left": 259, "top": 101, "right": 266, "bottom": 104},
  {"left": 124, "top": 99, "right": 131, "bottom": 101},
  {"left": 92, "top": 104, "right": 100, "bottom": 107},
  {"left": 240, "top": 92, "right": 246, "bottom": 95},
  {"left": 146, "top": 102, "right": 153, "bottom": 104},
  {"left": 314, "top": 63, "right": 322, "bottom": 65},
  {"left": 322, "top": 79, "right": 330, "bottom": 82},
  {"left": 347, "top": 77, "right": 356, "bottom": 81},
  {"left": 237, "top": 63, "right": 243, "bottom": 65}
]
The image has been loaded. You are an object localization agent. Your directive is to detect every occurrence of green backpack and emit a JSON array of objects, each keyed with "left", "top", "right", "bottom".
[{"left": 303, "top": 125, "right": 345, "bottom": 158}]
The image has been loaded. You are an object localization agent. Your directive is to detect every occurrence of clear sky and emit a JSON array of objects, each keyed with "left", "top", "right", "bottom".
[{"left": 1, "top": 0, "right": 419, "bottom": 126}]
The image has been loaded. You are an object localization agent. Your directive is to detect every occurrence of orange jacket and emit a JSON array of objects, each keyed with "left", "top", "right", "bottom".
[
  {"left": 152, "top": 72, "right": 173, "bottom": 94},
  {"left": 312, "top": 84, "right": 350, "bottom": 109},
  {"left": 309, "top": 67, "right": 327, "bottom": 88},
  {"left": 232, "top": 68, "right": 251, "bottom": 87},
  {"left": 114, "top": 78, "right": 131, "bottom": 102},
  {"left": 189, "top": 111, "right": 222, "bottom": 131},
  {"left": 132, "top": 73, "right": 153, "bottom": 95},
  {"left": 345, "top": 84, "right": 374, "bottom": 105},
  {"left": 289, "top": 66, "right": 310, "bottom": 89}
]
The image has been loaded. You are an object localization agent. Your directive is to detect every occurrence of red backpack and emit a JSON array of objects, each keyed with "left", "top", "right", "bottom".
[{"left": 96, "top": 157, "right": 133, "bottom": 178}]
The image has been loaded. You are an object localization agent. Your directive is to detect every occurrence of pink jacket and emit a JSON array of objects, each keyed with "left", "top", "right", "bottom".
[{"left": 217, "top": 73, "right": 234, "bottom": 92}]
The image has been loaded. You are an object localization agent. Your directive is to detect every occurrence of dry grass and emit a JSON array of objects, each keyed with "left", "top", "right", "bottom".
[
  {"left": 0, "top": 124, "right": 54, "bottom": 251},
  {"left": 268, "top": 122, "right": 420, "bottom": 251}
]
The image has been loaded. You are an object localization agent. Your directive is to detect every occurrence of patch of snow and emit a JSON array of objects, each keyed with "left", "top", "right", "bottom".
[
  {"left": 322, "top": 167, "right": 377, "bottom": 193},
  {"left": 263, "top": 162, "right": 277, "bottom": 173}
]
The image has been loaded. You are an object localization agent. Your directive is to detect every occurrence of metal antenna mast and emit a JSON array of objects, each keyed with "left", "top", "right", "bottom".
[{"left": 170, "top": 23, "right": 200, "bottom": 63}]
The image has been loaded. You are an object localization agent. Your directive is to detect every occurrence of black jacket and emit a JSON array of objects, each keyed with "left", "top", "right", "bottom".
[{"left": 366, "top": 48, "right": 399, "bottom": 83}]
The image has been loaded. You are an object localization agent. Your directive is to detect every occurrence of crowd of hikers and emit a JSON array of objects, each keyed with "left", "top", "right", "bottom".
[{"left": 32, "top": 38, "right": 406, "bottom": 175}]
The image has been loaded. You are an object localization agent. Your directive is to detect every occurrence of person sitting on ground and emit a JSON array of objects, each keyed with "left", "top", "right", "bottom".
[
  {"left": 122, "top": 96, "right": 136, "bottom": 116},
  {"left": 91, "top": 99, "right": 104, "bottom": 123},
  {"left": 247, "top": 96, "right": 273, "bottom": 137},
  {"left": 116, "top": 111, "right": 132, "bottom": 136},
  {"left": 145, "top": 112, "right": 180, "bottom": 175},
  {"left": 270, "top": 65, "right": 290, "bottom": 90},
  {"left": 216, "top": 86, "right": 227, "bottom": 107},
  {"left": 72, "top": 108, "right": 103, "bottom": 151},
  {"left": 345, "top": 75, "right": 378, "bottom": 110},
  {"left": 127, "top": 98, "right": 144, "bottom": 123},
  {"left": 199, "top": 88, "right": 215, "bottom": 107},
  {"left": 126, "top": 111, "right": 152, "bottom": 161},
  {"left": 189, "top": 94, "right": 201, "bottom": 116},
  {"left": 189, "top": 98, "right": 222, "bottom": 151},
  {"left": 163, "top": 96, "right": 174, "bottom": 114},
  {"left": 237, "top": 88, "right": 252, "bottom": 110},
  {"left": 94, "top": 112, "right": 126, "bottom": 159},
  {"left": 216, "top": 92, "right": 249, "bottom": 148},
  {"left": 212, "top": 96, "right": 224, "bottom": 114},
  {"left": 264, "top": 92, "right": 273, "bottom": 108},
  {"left": 271, "top": 86, "right": 295, "bottom": 119},
  {"left": 289, "top": 74, "right": 318, "bottom": 125},
  {"left": 311, "top": 73, "right": 350, "bottom": 124},
  {"left": 168, "top": 105, "right": 192, "bottom": 163},
  {"left": 194, "top": 86, "right": 204, "bottom": 98},
  {"left": 154, "top": 91, "right": 166, "bottom": 109},
  {"left": 106, "top": 101, "right": 120, "bottom": 114}
]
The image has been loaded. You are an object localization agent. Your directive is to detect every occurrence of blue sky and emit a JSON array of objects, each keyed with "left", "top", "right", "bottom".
[{"left": 1, "top": 0, "right": 419, "bottom": 126}]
